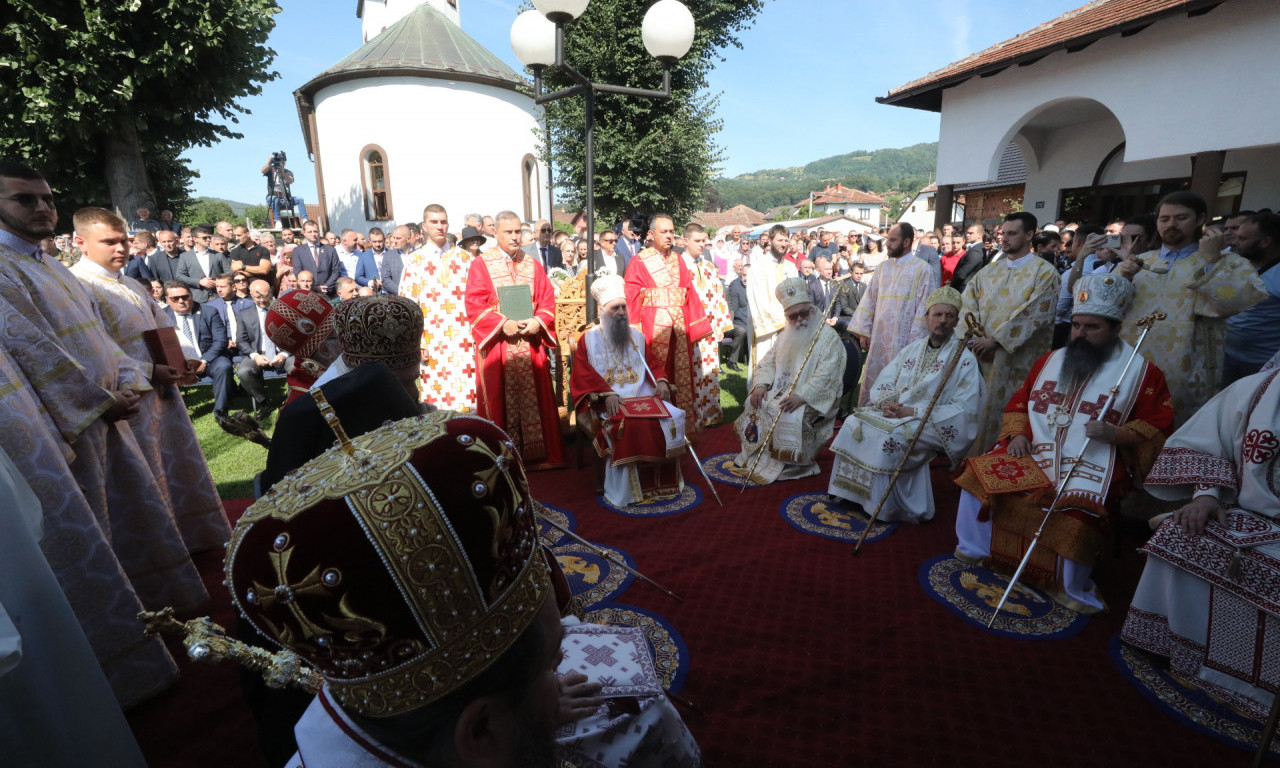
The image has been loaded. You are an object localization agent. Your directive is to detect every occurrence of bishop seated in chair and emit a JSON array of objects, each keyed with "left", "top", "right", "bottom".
[
  {"left": 731, "top": 277, "right": 846, "bottom": 485},
  {"left": 570, "top": 275, "right": 686, "bottom": 508}
]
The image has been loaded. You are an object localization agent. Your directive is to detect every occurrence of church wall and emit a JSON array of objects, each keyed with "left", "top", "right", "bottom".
[
  {"left": 934, "top": 0, "right": 1280, "bottom": 189},
  {"left": 312, "top": 76, "right": 547, "bottom": 234}
]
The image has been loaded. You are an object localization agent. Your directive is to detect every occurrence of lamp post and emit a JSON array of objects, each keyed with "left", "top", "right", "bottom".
[{"left": 510, "top": 0, "right": 696, "bottom": 317}]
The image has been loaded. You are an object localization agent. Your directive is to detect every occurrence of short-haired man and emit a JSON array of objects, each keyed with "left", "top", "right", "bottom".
[
  {"left": 130, "top": 206, "right": 161, "bottom": 232},
  {"left": 292, "top": 220, "right": 342, "bottom": 296},
  {"left": 723, "top": 257, "right": 751, "bottom": 371},
  {"left": 595, "top": 227, "right": 624, "bottom": 275},
  {"left": 571, "top": 275, "right": 687, "bottom": 507},
  {"left": 295, "top": 270, "right": 315, "bottom": 292},
  {"left": 680, "top": 220, "right": 732, "bottom": 428},
  {"left": 830, "top": 287, "right": 982, "bottom": 523},
  {"left": 158, "top": 209, "right": 180, "bottom": 233},
  {"left": 522, "top": 219, "right": 562, "bottom": 270},
  {"left": 624, "top": 214, "right": 712, "bottom": 431},
  {"left": 733, "top": 278, "right": 846, "bottom": 484},
  {"left": 229, "top": 224, "right": 272, "bottom": 284},
  {"left": 960, "top": 211, "right": 1060, "bottom": 455},
  {"left": 954, "top": 273, "right": 1174, "bottom": 614},
  {"left": 355, "top": 227, "right": 393, "bottom": 293},
  {"left": 615, "top": 219, "right": 642, "bottom": 268},
  {"left": 334, "top": 276, "right": 359, "bottom": 301},
  {"left": 745, "top": 224, "right": 801, "bottom": 371},
  {"left": 850, "top": 222, "right": 934, "bottom": 406},
  {"left": 125, "top": 230, "right": 156, "bottom": 282},
  {"left": 1116, "top": 191, "right": 1265, "bottom": 427},
  {"left": 465, "top": 211, "right": 563, "bottom": 468},
  {"left": 809, "top": 230, "right": 838, "bottom": 262},
  {"left": 1221, "top": 212, "right": 1280, "bottom": 385},
  {"left": 149, "top": 228, "right": 185, "bottom": 284},
  {"left": 950, "top": 223, "right": 986, "bottom": 292},
  {"left": 176, "top": 225, "right": 228, "bottom": 303},
  {"left": 205, "top": 272, "right": 251, "bottom": 350},
  {"left": 334, "top": 228, "right": 361, "bottom": 280},
  {"left": 164, "top": 280, "right": 235, "bottom": 417},
  {"left": 235, "top": 279, "right": 289, "bottom": 417}
]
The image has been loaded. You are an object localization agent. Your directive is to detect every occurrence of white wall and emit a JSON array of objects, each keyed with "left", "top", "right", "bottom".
[
  {"left": 360, "top": 0, "right": 460, "bottom": 43},
  {"left": 935, "top": 0, "right": 1280, "bottom": 187},
  {"left": 313, "top": 76, "right": 547, "bottom": 234},
  {"left": 898, "top": 193, "right": 964, "bottom": 231}
]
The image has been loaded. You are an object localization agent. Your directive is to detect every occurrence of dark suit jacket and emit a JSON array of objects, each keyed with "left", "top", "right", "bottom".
[
  {"left": 236, "top": 305, "right": 269, "bottom": 355},
  {"left": 379, "top": 249, "right": 404, "bottom": 295},
  {"left": 205, "top": 296, "right": 251, "bottom": 346},
  {"left": 522, "top": 242, "right": 562, "bottom": 270},
  {"left": 950, "top": 242, "right": 985, "bottom": 293},
  {"left": 594, "top": 248, "right": 626, "bottom": 275},
  {"left": 726, "top": 276, "right": 751, "bottom": 330},
  {"left": 148, "top": 251, "right": 184, "bottom": 284},
  {"left": 175, "top": 250, "right": 229, "bottom": 303},
  {"left": 164, "top": 303, "right": 230, "bottom": 363},
  {"left": 615, "top": 236, "right": 642, "bottom": 268},
  {"left": 124, "top": 254, "right": 153, "bottom": 282},
  {"left": 808, "top": 277, "right": 838, "bottom": 312},
  {"left": 829, "top": 280, "right": 860, "bottom": 333},
  {"left": 292, "top": 241, "right": 342, "bottom": 295}
]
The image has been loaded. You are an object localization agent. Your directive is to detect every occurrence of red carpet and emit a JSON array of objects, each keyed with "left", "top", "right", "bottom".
[{"left": 129, "top": 427, "right": 1255, "bottom": 766}]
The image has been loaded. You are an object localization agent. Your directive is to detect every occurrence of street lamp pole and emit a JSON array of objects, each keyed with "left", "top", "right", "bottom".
[{"left": 512, "top": 0, "right": 696, "bottom": 317}]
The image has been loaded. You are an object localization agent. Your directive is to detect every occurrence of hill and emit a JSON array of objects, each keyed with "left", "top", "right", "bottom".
[{"left": 709, "top": 142, "right": 937, "bottom": 217}]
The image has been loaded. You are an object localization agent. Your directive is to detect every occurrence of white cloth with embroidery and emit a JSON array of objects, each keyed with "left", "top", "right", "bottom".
[
  {"left": 1122, "top": 369, "right": 1280, "bottom": 717},
  {"left": 828, "top": 335, "right": 983, "bottom": 522},
  {"left": 849, "top": 254, "right": 934, "bottom": 407},
  {"left": 683, "top": 254, "right": 729, "bottom": 428},
  {"left": 744, "top": 253, "right": 798, "bottom": 376}
]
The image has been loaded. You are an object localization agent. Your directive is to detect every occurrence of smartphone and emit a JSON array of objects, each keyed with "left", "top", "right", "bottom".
[{"left": 1105, "top": 234, "right": 1121, "bottom": 250}]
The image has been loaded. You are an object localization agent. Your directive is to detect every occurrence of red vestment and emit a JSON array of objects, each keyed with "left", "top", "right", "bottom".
[
  {"left": 465, "top": 248, "right": 563, "bottom": 468},
  {"left": 624, "top": 248, "right": 712, "bottom": 428}
]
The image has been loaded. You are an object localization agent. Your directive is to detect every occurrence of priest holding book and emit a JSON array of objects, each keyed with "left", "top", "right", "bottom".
[
  {"left": 952, "top": 273, "right": 1174, "bottom": 614},
  {"left": 571, "top": 275, "right": 686, "bottom": 508},
  {"left": 465, "top": 210, "right": 563, "bottom": 468}
]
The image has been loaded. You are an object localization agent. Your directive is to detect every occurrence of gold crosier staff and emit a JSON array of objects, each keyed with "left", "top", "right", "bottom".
[
  {"left": 851, "top": 311, "right": 985, "bottom": 555},
  {"left": 739, "top": 279, "right": 852, "bottom": 492},
  {"left": 986, "top": 310, "right": 1166, "bottom": 627}
]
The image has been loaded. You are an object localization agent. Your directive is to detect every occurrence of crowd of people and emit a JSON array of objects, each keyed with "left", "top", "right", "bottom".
[{"left": 3, "top": 143, "right": 1280, "bottom": 767}]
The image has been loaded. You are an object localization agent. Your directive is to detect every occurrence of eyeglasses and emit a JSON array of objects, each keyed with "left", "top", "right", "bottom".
[
  {"left": 539, "top": 227, "right": 552, "bottom": 233},
  {"left": 167, "top": 294, "right": 192, "bottom": 302},
  {"left": 784, "top": 309, "right": 810, "bottom": 322},
  {"left": 232, "top": 277, "right": 247, "bottom": 283},
  {"left": 602, "top": 237, "right": 617, "bottom": 243},
  {"left": 0, "top": 193, "right": 56, "bottom": 209}
]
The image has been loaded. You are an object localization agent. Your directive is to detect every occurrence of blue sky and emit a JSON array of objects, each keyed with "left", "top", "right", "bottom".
[{"left": 184, "top": 0, "right": 1085, "bottom": 205}]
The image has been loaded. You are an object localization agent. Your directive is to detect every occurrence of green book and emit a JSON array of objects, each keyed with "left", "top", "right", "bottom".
[{"left": 497, "top": 284, "right": 535, "bottom": 321}]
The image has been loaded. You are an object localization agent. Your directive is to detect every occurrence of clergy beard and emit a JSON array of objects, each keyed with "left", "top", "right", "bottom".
[
  {"left": 604, "top": 312, "right": 631, "bottom": 351},
  {"left": 1062, "top": 335, "right": 1120, "bottom": 389},
  {"left": 774, "top": 309, "right": 820, "bottom": 376}
]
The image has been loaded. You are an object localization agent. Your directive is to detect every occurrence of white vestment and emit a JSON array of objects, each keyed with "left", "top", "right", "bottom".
[
  {"left": 1122, "top": 369, "right": 1280, "bottom": 718},
  {"left": 744, "top": 253, "right": 798, "bottom": 375},
  {"left": 829, "top": 335, "right": 982, "bottom": 522}
]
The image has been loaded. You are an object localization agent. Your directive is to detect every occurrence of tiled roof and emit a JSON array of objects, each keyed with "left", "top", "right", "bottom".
[
  {"left": 811, "top": 183, "right": 885, "bottom": 205},
  {"left": 690, "top": 204, "right": 766, "bottom": 230},
  {"left": 879, "top": 0, "right": 1232, "bottom": 111},
  {"left": 955, "top": 141, "right": 1028, "bottom": 191}
]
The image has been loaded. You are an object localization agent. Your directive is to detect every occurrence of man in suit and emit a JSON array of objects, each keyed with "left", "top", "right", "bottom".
[
  {"left": 292, "top": 219, "right": 342, "bottom": 296},
  {"left": 843, "top": 262, "right": 868, "bottom": 315},
  {"left": 722, "top": 257, "right": 751, "bottom": 371},
  {"left": 163, "top": 281, "right": 234, "bottom": 417},
  {"left": 175, "top": 225, "right": 228, "bottom": 303},
  {"left": 235, "top": 279, "right": 289, "bottom": 417},
  {"left": 808, "top": 255, "right": 839, "bottom": 312},
  {"left": 521, "top": 219, "right": 562, "bottom": 270},
  {"left": 204, "top": 273, "right": 252, "bottom": 355},
  {"left": 594, "top": 229, "right": 625, "bottom": 275},
  {"left": 614, "top": 220, "right": 642, "bottom": 269},
  {"left": 911, "top": 238, "right": 942, "bottom": 289},
  {"left": 950, "top": 223, "right": 987, "bottom": 293},
  {"left": 355, "top": 227, "right": 398, "bottom": 294},
  {"left": 148, "top": 229, "right": 185, "bottom": 284}
]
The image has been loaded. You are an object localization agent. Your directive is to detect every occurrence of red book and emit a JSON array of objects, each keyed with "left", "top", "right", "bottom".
[{"left": 617, "top": 395, "right": 671, "bottom": 419}]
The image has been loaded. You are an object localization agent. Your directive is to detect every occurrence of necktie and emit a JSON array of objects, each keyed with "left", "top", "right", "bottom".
[
  {"left": 259, "top": 309, "right": 277, "bottom": 358},
  {"left": 541, "top": 245, "right": 549, "bottom": 266},
  {"left": 181, "top": 315, "right": 197, "bottom": 350}
]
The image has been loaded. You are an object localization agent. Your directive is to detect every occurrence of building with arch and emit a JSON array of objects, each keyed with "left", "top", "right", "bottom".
[
  {"left": 879, "top": 0, "right": 1280, "bottom": 230},
  {"left": 294, "top": 0, "right": 549, "bottom": 233}
]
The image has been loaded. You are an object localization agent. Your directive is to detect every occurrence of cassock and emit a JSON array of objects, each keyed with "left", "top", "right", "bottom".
[
  {"left": 683, "top": 253, "right": 732, "bottom": 429},
  {"left": 70, "top": 258, "right": 230, "bottom": 552},
  {"left": 954, "top": 342, "right": 1174, "bottom": 613},
  {"left": 1122, "top": 368, "right": 1280, "bottom": 718},
  {"left": 570, "top": 324, "right": 686, "bottom": 507},
  {"left": 466, "top": 247, "right": 563, "bottom": 468},
  {"left": 400, "top": 242, "right": 477, "bottom": 411},
  {"left": 850, "top": 254, "right": 933, "bottom": 406},
  {"left": 624, "top": 247, "right": 712, "bottom": 431},
  {"left": 829, "top": 335, "right": 983, "bottom": 523},
  {"left": 733, "top": 323, "right": 846, "bottom": 484},
  {"left": 960, "top": 252, "right": 1061, "bottom": 455},
  {"left": 1122, "top": 246, "right": 1265, "bottom": 428},
  {"left": 744, "top": 253, "right": 798, "bottom": 372}
]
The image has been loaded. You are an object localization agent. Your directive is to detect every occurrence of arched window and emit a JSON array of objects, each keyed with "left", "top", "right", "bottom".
[
  {"left": 522, "top": 154, "right": 540, "bottom": 222},
  {"left": 361, "top": 145, "right": 393, "bottom": 220}
]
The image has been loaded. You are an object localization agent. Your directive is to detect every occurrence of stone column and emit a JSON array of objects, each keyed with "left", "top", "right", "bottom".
[{"left": 1189, "top": 150, "right": 1225, "bottom": 209}]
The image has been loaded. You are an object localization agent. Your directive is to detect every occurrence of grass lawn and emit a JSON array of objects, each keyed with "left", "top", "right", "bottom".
[
  {"left": 191, "top": 365, "right": 749, "bottom": 502},
  {"left": 184, "top": 379, "right": 286, "bottom": 501}
]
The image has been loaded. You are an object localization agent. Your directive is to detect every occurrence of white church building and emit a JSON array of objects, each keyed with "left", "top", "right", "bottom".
[{"left": 294, "top": 0, "right": 549, "bottom": 233}]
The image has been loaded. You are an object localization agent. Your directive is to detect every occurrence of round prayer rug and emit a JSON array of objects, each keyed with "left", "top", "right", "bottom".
[
  {"left": 780, "top": 493, "right": 897, "bottom": 544},
  {"left": 583, "top": 602, "right": 690, "bottom": 694},
  {"left": 535, "top": 501, "right": 576, "bottom": 547},
  {"left": 552, "top": 541, "right": 634, "bottom": 609},
  {"left": 1110, "top": 636, "right": 1280, "bottom": 758},
  {"left": 918, "top": 554, "right": 1089, "bottom": 639},
  {"left": 700, "top": 452, "right": 753, "bottom": 488},
  {"left": 596, "top": 484, "right": 702, "bottom": 518}
]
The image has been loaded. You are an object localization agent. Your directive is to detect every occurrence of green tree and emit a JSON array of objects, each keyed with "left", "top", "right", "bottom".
[
  {"left": 0, "top": 1, "right": 280, "bottom": 225},
  {"left": 534, "top": 0, "right": 765, "bottom": 225},
  {"left": 244, "top": 204, "right": 271, "bottom": 228},
  {"left": 181, "top": 198, "right": 236, "bottom": 229}
]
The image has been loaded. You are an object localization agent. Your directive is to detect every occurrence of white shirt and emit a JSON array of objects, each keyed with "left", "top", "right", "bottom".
[{"left": 174, "top": 311, "right": 204, "bottom": 357}]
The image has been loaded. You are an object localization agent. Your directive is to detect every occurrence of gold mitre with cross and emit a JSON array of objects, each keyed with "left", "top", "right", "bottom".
[{"left": 223, "top": 409, "right": 550, "bottom": 718}]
